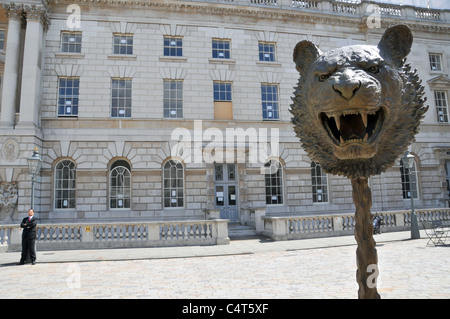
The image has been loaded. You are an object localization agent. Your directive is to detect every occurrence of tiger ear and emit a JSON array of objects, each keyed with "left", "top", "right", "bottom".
[
  {"left": 293, "top": 41, "right": 322, "bottom": 77},
  {"left": 378, "top": 25, "right": 413, "bottom": 67}
]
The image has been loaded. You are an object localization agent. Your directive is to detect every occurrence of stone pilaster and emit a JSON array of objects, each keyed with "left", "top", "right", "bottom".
[
  {"left": 0, "top": 3, "right": 24, "bottom": 128},
  {"left": 17, "top": 4, "right": 49, "bottom": 129}
]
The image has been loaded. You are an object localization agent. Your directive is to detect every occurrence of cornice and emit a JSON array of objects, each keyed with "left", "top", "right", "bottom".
[{"left": 46, "top": 0, "right": 450, "bottom": 34}]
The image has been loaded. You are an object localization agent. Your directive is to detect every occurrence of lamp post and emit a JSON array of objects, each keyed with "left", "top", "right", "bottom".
[
  {"left": 402, "top": 151, "right": 420, "bottom": 239},
  {"left": 27, "top": 147, "right": 42, "bottom": 219}
]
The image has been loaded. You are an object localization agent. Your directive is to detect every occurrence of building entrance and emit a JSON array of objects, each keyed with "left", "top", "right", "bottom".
[{"left": 214, "top": 164, "right": 238, "bottom": 222}]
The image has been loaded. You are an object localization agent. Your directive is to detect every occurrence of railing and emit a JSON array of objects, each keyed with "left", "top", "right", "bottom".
[
  {"left": 180, "top": 0, "right": 447, "bottom": 22},
  {"left": 0, "top": 219, "right": 229, "bottom": 252},
  {"left": 257, "top": 208, "right": 450, "bottom": 240}
]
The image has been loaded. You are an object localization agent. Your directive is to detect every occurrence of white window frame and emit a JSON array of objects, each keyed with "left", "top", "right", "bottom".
[
  {"left": 163, "top": 80, "right": 183, "bottom": 118},
  {"left": 61, "top": 31, "right": 82, "bottom": 53},
  {"left": 429, "top": 53, "right": 442, "bottom": 72},
  {"left": 400, "top": 158, "right": 419, "bottom": 199},
  {"left": 435, "top": 91, "right": 449, "bottom": 123},
  {"left": 111, "top": 78, "right": 132, "bottom": 118},
  {"left": 163, "top": 159, "right": 185, "bottom": 208},
  {"left": 261, "top": 83, "right": 279, "bottom": 120},
  {"left": 163, "top": 36, "right": 183, "bottom": 57},
  {"left": 58, "top": 77, "right": 80, "bottom": 117},
  {"left": 109, "top": 161, "right": 131, "bottom": 209},
  {"left": 212, "top": 38, "right": 231, "bottom": 59},
  {"left": 311, "top": 162, "right": 329, "bottom": 203},
  {"left": 264, "top": 159, "right": 284, "bottom": 205},
  {"left": 112, "top": 33, "right": 133, "bottom": 55},
  {"left": 258, "top": 42, "right": 276, "bottom": 62},
  {"left": 54, "top": 159, "right": 76, "bottom": 210}
]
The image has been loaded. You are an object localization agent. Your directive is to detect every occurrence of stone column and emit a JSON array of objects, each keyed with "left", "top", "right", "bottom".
[
  {"left": 0, "top": 3, "right": 23, "bottom": 128},
  {"left": 17, "top": 4, "right": 49, "bottom": 129}
]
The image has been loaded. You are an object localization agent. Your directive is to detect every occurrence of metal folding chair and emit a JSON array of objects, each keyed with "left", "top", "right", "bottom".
[{"left": 422, "top": 221, "right": 448, "bottom": 246}]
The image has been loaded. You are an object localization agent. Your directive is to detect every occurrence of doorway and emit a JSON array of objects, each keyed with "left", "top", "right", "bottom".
[{"left": 214, "top": 164, "right": 238, "bottom": 222}]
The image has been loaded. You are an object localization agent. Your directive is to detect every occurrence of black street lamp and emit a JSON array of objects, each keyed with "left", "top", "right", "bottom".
[
  {"left": 402, "top": 151, "right": 420, "bottom": 239},
  {"left": 27, "top": 147, "right": 42, "bottom": 218}
]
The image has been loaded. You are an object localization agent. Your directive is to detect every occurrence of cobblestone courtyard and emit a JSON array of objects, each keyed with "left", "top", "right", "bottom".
[{"left": 0, "top": 233, "right": 448, "bottom": 299}]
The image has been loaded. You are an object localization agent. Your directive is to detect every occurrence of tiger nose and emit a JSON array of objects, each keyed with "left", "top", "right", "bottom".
[{"left": 332, "top": 80, "right": 361, "bottom": 100}]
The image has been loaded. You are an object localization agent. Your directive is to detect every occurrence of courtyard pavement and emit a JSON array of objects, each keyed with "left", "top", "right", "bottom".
[{"left": 0, "top": 230, "right": 448, "bottom": 300}]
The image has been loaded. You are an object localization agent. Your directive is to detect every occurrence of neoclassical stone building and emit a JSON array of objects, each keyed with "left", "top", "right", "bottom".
[{"left": 0, "top": 0, "right": 449, "bottom": 225}]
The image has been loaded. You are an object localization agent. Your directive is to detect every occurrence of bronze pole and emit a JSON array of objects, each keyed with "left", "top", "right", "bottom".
[{"left": 351, "top": 177, "right": 380, "bottom": 299}]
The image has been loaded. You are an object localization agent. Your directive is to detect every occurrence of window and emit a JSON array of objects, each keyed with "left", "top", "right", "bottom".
[
  {"left": 58, "top": 77, "right": 79, "bottom": 116},
  {"left": 213, "top": 82, "right": 232, "bottom": 102},
  {"left": 163, "top": 159, "right": 184, "bottom": 208},
  {"left": 163, "top": 80, "right": 183, "bottom": 118},
  {"left": 0, "top": 30, "right": 4, "bottom": 51},
  {"left": 54, "top": 160, "right": 76, "bottom": 209},
  {"left": 435, "top": 91, "right": 448, "bottom": 123},
  {"left": 214, "top": 81, "right": 233, "bottom": 120},
  {"left": 261, "top": 84, "right": 279, "bottom": 120},
  {"left": 265, "top": 160, "right": 283, "bottom": 205},
  {"left": 111, "top": 78, "right": 132, "bottom": 118},
  {"left": 311, "top": 162, "right": 328, "bottom": 203},
  {"left": 110, "top": 160, "right": 131, "bottom": 209},
  {"left": 212, "top": 39, "right": 230, "bottom": 59},
  {"left": 400, "top": 158, "right": 419, "bottom": 199},
  {"left": 429, "top": 54, "right": 442, "bottom": 71},
  {"left": 61, "top": 32, "right": 82, "bottom": 53},
  {"left": 113, "top": 34, "right": 133, "bottom": 55},
  {"left": 164, "top": 36, "right": 182, "bottom": 57},
  {"left": 259, "top": 42, "right": 275, "bottom": 62},
  {"left": 445, "top": 161, "right": 450, "bottom": 207}
]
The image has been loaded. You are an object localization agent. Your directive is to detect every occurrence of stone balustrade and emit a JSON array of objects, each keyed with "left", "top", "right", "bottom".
[
  {"left": 180, "top": 0, "right": 448, "bottom": 22},
  {"left": 0, "top": 219, "right": 229, "bottom": 252},
  {"left": 256, "top": 208, "right": 450, "bottom": 240}
]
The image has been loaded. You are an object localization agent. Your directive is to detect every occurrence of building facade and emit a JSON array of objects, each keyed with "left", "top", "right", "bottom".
[{"left": 0, "top": 0, "right": 449, "bottom": 225}]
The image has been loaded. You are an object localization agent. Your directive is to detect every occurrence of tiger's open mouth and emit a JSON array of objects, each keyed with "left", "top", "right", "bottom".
[{"left": 320, "top": 108, "right": 385, "bottom": 147}]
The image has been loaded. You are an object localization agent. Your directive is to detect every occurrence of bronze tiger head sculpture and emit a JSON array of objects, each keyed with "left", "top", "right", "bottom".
[{"left": 290, "top": 25, "right": 428, "bottom": 179}]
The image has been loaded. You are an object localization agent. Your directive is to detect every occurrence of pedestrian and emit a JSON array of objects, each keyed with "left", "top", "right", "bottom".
[{"left": 19, "top": 209, "right": 38, "bottom": 265}]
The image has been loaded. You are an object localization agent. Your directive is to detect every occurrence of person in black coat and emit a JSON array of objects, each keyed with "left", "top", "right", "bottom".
[{"left": 19, "top": 209, "right": 38, "bottom": 265}]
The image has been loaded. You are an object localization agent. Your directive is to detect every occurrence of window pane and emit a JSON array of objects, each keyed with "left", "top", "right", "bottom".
[
  {"left": 163, "top": 160, "right": 184, "bottom": 208},
  {"left": 109, "top": 165, "right": 131, "bottom": 209},
  {"left": 54, "top": 160, "right": 76, "bottom": 209},
  {"left": 264, "top": 160, "right": 283, "bottom": 205},
  {"left": 113, "top": 34, "right": 133, "bottom": 55},
  {"left": 58, "top": 77, "right": 80, "bottom": 116},
  {"left": 111, "top": 79, "right": 132, "bottom": 118},
  {"left": 163, "top": 36, "right": 183, "bottom": 57},
  {"left": 311, "top": 162, "right": 328, "bottom": 203},
  {"left": 163, "top": 80, "right": 183, "bottom": 118}
]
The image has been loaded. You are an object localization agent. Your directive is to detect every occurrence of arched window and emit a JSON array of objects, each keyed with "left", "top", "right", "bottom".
[
  {"left": 264, "top": 159, "right": 283, "bottom": 205},
  {"left": 311, "top": 162, "right": 328, "bottom": 203},
  {"left": 54, "top": 159, "right": 76, "bottom": 209},
  {"left": 400, "top": 158, "right": 419, "bottom": 199},
  {"left": 163, "top": 159, "right": 184, "bottom": 208},
  {"left": 110, "top": 160, "right": 131, "bottom": 209}
]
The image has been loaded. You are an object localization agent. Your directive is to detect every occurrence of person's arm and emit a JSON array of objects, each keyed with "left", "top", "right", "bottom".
[{"left": 27, "top": 219, "right": 37, "bottom": 229}]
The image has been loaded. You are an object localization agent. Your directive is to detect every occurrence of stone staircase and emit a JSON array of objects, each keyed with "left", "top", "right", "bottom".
[{"left": 228, "top": 223, "right": 258, "bottom": 239}]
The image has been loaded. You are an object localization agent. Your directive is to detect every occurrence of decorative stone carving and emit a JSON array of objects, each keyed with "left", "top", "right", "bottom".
[
  {"left": 0, "top": 182, "right": 18, "bottom": 221},
  {"left": 22, "top": 4, "right": 50, "bottom": 31},
  {"left": 2, "top": 2, "right": 24, "bottom": 21},
  {"left": 1, "top": 138, "right": 20, "bottom": 162}
]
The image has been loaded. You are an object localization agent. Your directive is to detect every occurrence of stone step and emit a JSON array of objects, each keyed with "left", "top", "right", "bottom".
[{"left": 228, "top": 224, "right": 257, "bottom": 238}]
